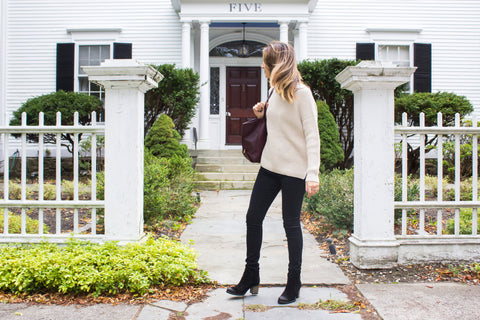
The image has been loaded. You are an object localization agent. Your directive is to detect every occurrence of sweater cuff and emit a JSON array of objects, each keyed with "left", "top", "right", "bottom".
[{"left": 306, "top": 171, "right": 319, "bottom": 183}]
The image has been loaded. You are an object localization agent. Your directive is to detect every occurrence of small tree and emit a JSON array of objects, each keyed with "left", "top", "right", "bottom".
[
  {"left": 395, "top": 91, "right": 473, "bottom": 174},
  {"left": 145, "top": 64, "right": 200, "bottom": 137},
  {"left": 9, "top": 91, "right": 103, "bottom": 154},
  {"left": 144, "top": 114, "right": 189, "bottom": 159},
  {"left": 317, "top": 101, "right": 344, "bottom": 171},
  {"left": 298, "top": 58, "right": 359, "bottom": 168}
]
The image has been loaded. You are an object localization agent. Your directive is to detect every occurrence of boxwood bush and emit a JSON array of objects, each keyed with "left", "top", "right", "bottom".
[
  {"left": 0, "top": 236, "right": 208, "bottom": 296},
  {"left": 304, "top": 169, "right": 354, "bottom": 231}
]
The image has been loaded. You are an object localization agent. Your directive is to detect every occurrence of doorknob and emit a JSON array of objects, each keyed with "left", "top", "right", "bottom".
[{"left": 226, "top": 112, "right": 231, "bottom": 117}]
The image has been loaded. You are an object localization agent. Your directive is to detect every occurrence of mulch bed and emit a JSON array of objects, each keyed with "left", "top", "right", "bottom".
[{"left": 300, "top": 211, "right": 480, "bottom": 320}]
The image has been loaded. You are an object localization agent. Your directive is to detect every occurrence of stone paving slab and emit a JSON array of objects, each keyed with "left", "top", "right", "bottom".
[
  {"left": 182, "top": 190, "right": 349, "bottom": 286},
  {"left": 357, "top": 282, "right": 480, "bottom": 320},
  {"left": 0, "top": 303, "right": 140, "bottom": 320},
  {"left": 243, "top": 286, "right": 349, "bottom": 306},
  {"left": 245, "top": 307, "right": 362, "bottom": 320}
]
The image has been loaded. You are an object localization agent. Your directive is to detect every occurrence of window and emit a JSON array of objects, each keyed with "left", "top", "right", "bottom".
[
  {"left": 78, "top": 45, "right": 110, "bottom": 100},
  {"left": 377, "top": 45, "right": 412, "bottom": 92},
  {"left": 378, "top": 45, "right": 410, "bottom": 67},
  {"left": 210, "top": 67, "right": 220, "bottom": 115},
  {"left": 210, "top": 41, "right": 265, "bottom": 58}
]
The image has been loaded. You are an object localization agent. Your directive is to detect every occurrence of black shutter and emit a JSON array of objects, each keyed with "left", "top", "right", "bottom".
[
  {"left": 356, "top": 43, "right": 375, "bottom": 60},
  {"left": 413, "top": 43, "right": 432, "bottom": 92},
  {"left": 56, "top": 43, "right": 75, "bottom": 92},
  {"left": 113, "top": 43, "right": 132, "bottom": 59}
]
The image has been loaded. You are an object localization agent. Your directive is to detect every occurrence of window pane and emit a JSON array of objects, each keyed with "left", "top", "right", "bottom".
[
  {"left": 79, "top": 77, "right": 89, "bottom": 92},
  {"left": 100, "top": 45, "right": 110, "bottom": 61},
  {"left": 210, "top": 67, "right": 220, "bottom": 114},
  {"left": 210, "top": 40, "right": 265, "bottom": 57}
]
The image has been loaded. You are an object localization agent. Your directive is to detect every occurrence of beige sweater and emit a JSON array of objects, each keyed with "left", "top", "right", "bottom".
[{"left": 261, "top": 84, "right": 321, "bottom": 183}]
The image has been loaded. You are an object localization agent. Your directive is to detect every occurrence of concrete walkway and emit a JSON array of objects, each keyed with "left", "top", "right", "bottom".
[{"left": 2, "top": 190, "right": 480, "bottom": 319}]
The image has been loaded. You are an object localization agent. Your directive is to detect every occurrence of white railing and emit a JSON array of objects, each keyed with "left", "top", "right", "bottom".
[
  {"left": 395, "top": 112, "right": 480, "bottom": 238},
  {"left": 0, "top": 111, "right": 105, "bottom": 242}
]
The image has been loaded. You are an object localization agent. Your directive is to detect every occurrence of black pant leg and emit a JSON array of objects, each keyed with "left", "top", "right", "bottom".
[
  {"left": 280, "top": 175, "right": 306, "bottom": 275},
  {"left": 245, "top": 167, "right": 281, "bottom": 270}
]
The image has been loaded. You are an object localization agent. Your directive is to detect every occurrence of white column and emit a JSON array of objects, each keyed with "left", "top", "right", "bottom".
[
  {"left": 83, "top": 60, "right": 163, "bottom": 243},
  {"left": 297, "top": 22, "right": 308, "bottom": 61},
  {"left": 335, "top": 61, "right": 416, "bottom": 269},
  {"left": 182, "top": 22, "right": 192, "bottom": 68},
  {"left": 198, "top": 20, "right": 210, "bottom": 148},
  {"left": 279, "top": 21, "right": 289, "bottom": 44}
]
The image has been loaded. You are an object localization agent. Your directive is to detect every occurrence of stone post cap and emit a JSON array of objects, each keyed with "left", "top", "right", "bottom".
[
  {"left": 82, "top": 59, "right": 163, "bottom": 92},
  {"left": 335, "top": 60, "right": 416, "bottom": 92}
]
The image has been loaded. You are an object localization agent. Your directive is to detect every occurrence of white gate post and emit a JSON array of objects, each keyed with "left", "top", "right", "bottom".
[
  {"left": 336, "top": 61, "right": 415, "bottom": 268},
  {"left": 83, "top": 59, "right": 163, "bottom": 243}
]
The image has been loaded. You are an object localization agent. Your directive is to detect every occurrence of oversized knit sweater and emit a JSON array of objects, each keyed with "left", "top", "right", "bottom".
[{"left": 261, "top": 83, "right": 321, "bottom": 183}]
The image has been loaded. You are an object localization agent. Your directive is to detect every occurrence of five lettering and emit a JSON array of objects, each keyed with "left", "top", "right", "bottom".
[{"left": 229, "top": 3, "right": 263, "bottom": 13}]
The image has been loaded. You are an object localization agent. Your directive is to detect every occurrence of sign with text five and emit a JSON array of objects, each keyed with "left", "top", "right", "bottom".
[{"left": 229, "top": 3, "right": 263, "bottom": 12}]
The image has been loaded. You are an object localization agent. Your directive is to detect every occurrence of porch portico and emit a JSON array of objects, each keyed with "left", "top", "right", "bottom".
[{"left": 172, "top": 0, "right": 317, "bottom": 149}]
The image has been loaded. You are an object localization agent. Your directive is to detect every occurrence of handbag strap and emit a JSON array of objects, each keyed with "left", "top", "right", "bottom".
[{"left": 266, "top": 88, "right": 274, "bottom": 105}]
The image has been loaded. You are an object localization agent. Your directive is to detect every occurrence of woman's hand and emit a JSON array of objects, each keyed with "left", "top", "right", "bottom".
[
  {"left": 306, "top": 181, "right": 319, "bottom": 198},
  {"left": 253, "top": 102, "right": 266, "bottom": 119}
]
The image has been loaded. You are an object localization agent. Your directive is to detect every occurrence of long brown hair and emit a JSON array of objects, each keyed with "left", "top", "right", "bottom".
[{"left": 263, "top": 41, "right": 302, "bottom": 103}]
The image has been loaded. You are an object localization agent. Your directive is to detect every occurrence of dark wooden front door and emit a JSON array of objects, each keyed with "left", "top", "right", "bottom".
[{"left": 226, "top": 67, "right": 261, "bottom": 144}]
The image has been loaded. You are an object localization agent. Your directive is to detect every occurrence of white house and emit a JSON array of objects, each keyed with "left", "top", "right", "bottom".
[{"left": 1, "top": 0, "right": 479, "bottom": 151}]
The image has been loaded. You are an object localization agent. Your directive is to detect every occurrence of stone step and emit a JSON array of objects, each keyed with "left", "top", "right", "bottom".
[
  {"left": 195, "top": 163, "right": 260, "bottom": 173},
  {"left": 190, "top": 149, "right": 243, "bottom": 157},
  {"left": 195, "top": 156, "right": 251, "bottom": 165},
  {"left": 195, "top": 180, "right": 255, "bottom": 190},
  {"left": 195, "top": 172, "right": 258, "bottom": 181}
]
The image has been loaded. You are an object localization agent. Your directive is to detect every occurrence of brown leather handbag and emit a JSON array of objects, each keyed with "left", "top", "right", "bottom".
[{"left": 241, "top": 89, "right": 273, "bottom": 163}]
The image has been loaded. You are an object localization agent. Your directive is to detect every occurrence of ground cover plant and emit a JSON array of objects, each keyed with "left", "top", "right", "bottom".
[{"left": 0, "top": 236, "right": 209, "bottom": 296}]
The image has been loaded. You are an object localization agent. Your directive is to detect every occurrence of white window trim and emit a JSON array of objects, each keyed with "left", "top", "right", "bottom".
[
  {"left": 74, "top": 42, "right": 114, "bottom": 93},
  {"left": 375, "top": 42, "right": 414, "bottom": 94}
]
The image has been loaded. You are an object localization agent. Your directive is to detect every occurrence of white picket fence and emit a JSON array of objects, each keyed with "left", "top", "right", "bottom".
[
  {"left": 0, "top": 111, "right": 105, "bottom": 242},
  {"left": 395, "top": 112, "right": 480, "bottom": 238}
]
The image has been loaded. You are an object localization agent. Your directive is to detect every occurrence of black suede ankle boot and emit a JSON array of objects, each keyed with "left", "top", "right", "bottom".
[
  {"left": 277, "top": 272, "right": 301, "bottom": 304},
  {"left": 226, "top": 267, "right": 260, "bottom": 296}
]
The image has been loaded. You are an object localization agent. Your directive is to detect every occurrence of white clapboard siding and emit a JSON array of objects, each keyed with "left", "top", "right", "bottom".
[
  {"left": 309, "top": 0, "right": 480, "bottom": 114},
  {"left": 4, "top": 0, "right": 181, "bottom": 120}
]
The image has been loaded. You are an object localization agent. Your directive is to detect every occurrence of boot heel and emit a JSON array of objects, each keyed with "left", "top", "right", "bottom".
[{"left": 250, "top": 285, "right": 259, "bottom": 295}]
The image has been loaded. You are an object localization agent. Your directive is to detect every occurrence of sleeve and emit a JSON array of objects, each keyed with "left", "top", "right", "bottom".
[{"left": 298, "top": 87, "right": 321, "bottom": 183}]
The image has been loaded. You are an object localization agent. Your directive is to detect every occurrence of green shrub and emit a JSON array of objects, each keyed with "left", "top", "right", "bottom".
[
  {"left": 0, "top": 236, "right": 208, "bottom": 296},
  {"left": 8, "top": 181, "right": 33, "bottom": 200},
  {"left": 394, "top": 174, "right": 420, "bottom": 221},
  {"left": 298, "top": 58, "right": 359, "bottom": 167},
  {"left": 303, "top": 169, "right": 354, "bottom": 231},
  {"left": 424, "top": 175, "right": 448, "bottom": 198},
  {"left": 317, "top": 101, "right": 344, "bottom": 171},
  {"left": 144, "top": 152, "right": 196, "bottom": 224},
  {"left": 145, "top": 64, "right": 200, "bottom": 137},
  {"left": 145, "top": 114, "right": 189, "bottom": 159},
  {"left": 61, "top": 180, "right": 89, "bottom": 200},
  {"left": 0, "top": 213, "right": 49, "bottom": 234},
  {"left": 43, "top": 183, "right": 56, "bottom": 200},
  {"left": 394, "top": 91, "right": 473, "bottom": 174},
  {"left": 9, "top": 91, "right": 103, "bottom": 154},
  {"left": 445, "top": 208, "right": 480, "bottom": 235},
  {"left": 444, "top": 178, "right": 479, "bottom": 201},
  {"left": 442, "top": 120, "right": 480, "bottom": 180}
]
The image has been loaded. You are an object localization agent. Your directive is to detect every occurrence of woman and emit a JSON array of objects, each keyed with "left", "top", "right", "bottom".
[{"left": 226, "top": 41, "right": 321, "bottom": 304}]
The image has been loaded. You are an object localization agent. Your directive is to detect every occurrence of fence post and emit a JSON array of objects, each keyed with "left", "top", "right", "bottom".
[
  {"left": 82, "top": 60, "right": 163, "bottom": 243},
  {"left": 335, "top": 61, "right": 416, "bottom": 268}
]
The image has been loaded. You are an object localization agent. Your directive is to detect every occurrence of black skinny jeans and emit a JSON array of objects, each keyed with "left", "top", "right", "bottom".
[{"left": 245, "top": 167, "right": 305, "bottom": 276}]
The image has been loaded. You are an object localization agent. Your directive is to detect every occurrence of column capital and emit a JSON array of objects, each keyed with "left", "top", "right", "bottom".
[
  {"left": 336, "top": 61, "right": 416, "bottom": 93},
  {"left": 199, "top": 20, "right": 211, "bottom": 26},
  {"left": 82, "top": 59, "right": 163, "bottom": 93},
  {"left": 278, "top": 20, "right": 290, "bottom": 25}
]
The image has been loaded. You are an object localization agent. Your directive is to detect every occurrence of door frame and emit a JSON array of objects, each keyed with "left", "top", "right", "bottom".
[{"left": 210, "top": 57, "right": 267, "bottom": 149}]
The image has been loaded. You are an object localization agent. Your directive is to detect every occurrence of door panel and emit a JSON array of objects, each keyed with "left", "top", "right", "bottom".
[{"left": 226, "top": 67, "right": 261, "bottom": 144}]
